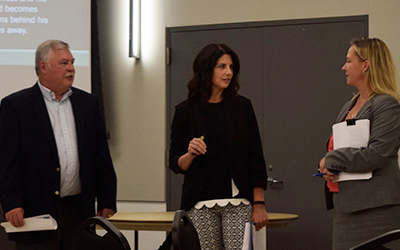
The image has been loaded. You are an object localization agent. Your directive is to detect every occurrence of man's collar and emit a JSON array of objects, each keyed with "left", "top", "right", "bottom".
[{"left": 38, "top": 81, "right": 73, "bottom": 102}]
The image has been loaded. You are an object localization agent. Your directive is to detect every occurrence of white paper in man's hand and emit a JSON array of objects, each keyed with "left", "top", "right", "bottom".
[{"left": 1, "top": 214, "right": 58, "bottom": 233}]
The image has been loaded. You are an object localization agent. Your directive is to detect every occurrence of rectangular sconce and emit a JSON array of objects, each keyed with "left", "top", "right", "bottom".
[{"left": 129, "top": 0, "right": 141, "bottom": 58}]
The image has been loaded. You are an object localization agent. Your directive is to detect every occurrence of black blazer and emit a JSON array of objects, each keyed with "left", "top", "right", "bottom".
[
  {"left": 169, "top": 95, "right": 267, "bottom": 211},
  {"left": 0, "top": 83, "right": 117, "bottom": 220}
]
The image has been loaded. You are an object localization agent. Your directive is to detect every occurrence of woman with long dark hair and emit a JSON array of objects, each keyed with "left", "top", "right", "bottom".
[{"left": 169, "top": 43, "right": 269, "bottom": 249}]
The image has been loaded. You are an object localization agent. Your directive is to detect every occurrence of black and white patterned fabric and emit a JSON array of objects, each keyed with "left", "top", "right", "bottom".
[{"left": 187, "top": 202, "right": 252, "bottom": 250}]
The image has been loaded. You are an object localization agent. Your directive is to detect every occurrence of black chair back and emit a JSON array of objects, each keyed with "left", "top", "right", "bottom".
[
  {"left": 171, "top": 210, "right": 201, "bottom": 250},
  {"left": 73, "top": 216, "right": 130, "bottom": 250},
  {"left": 349, "top": 229, "right": 400, "bottom": 250}
]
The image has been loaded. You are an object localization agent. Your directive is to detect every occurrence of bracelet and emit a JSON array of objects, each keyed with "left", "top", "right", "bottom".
[{"left": 253, "top": 201, "right": 265, "bottom": 205}]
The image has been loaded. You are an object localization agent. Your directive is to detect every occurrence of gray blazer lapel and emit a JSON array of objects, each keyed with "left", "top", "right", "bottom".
[
  {"left": 336, "top": 95, "right": 374, "bottom": 122},
  {"left": 356, "top": 98, "right": 373, "bottom": 119},
  {"left": 326, "top": 96, "right": 359, "bottom": 147},
  {"left": 335, "top": 97, "right": 358, "bottom": 123},
  {"left": 327, "top": 95, "right": 373, "bottom": 147}
]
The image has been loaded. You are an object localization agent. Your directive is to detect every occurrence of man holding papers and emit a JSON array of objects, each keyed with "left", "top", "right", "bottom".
[
  {"left": 318, "top": 38, "right": 400, "bottom": 250},
  {"left": 0, "top": 40, "right": 117, "bottom": 250}
]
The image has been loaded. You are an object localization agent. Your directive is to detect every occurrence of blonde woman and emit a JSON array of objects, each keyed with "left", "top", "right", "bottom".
[{"left": 318, "top": 38, "right": 400, "bottom": 250}]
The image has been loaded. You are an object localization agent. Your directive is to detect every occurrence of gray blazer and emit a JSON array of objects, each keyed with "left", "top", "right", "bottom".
[{"left": 325, "top": 94, "right": 400, "bottom": 213}]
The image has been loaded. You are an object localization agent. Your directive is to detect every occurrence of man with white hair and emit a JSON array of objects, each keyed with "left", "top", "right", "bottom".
[{"left": 0, "top": 40, "right": 117, "bottom": 250}]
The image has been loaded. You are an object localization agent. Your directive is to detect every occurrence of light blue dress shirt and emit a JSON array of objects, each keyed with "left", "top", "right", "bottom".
[{"left": 38, "top": 81, "right": 81, "bottom": 197}]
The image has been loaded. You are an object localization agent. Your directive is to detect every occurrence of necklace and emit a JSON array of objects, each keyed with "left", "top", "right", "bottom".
[{"left": 346, "top": 110, "right": 357, "bottom": 119}]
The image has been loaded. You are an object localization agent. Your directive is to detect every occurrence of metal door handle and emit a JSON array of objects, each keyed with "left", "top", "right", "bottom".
[{"left": 267, "top": 177, "right": 283, "bottom": 185}]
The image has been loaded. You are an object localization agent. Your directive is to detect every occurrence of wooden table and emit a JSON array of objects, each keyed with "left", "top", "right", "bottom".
[{"left": 108, "top": 212, "right": 298, "bottom": 250}]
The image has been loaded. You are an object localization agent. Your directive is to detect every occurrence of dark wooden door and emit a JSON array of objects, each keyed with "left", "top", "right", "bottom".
[{"left": 261, "top": 19, "right": 366, "bottom": 249}]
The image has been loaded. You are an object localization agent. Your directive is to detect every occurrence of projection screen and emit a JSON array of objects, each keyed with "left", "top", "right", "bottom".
[{"left": 0, "top": 0, "right": 91, "bottom": 100}]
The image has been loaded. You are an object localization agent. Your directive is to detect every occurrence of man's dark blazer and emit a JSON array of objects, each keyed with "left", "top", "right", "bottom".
[
  {"left": 169, "top": 95, "right": 267, "bottom": 211},
  {"left": 0, "top": 83, "right": 117, "bottom": 222}
]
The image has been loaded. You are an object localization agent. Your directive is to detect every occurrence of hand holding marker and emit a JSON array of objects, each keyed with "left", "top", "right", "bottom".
[{"left": 191, "top": 135, "right": 205, "bottom": 155}]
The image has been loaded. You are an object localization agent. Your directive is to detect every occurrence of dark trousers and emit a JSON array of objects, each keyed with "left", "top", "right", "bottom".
[{"left": 15, "top": 194, "right": 86, "bottom": 250}]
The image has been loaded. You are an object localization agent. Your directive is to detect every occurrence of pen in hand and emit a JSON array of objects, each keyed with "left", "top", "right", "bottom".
[
  {"left": 191, "top": 135, "right": 205, "bottom": 156},
  {"left": 313, "top": 170, "right": 340, "bottom": 177}
]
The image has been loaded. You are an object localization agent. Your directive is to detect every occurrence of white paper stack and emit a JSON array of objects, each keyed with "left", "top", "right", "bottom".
[
  {"left": 1, "top": 214, "right": 58, "bottom": 233},
  {"left": 242, "top": 222, "right": 266, "bottom": 250},
  {"left": 332, "top": 119, "right": 372, "bottom": 183}
]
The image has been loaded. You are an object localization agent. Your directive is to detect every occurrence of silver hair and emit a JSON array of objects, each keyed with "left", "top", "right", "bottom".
[{"left": 35, "top": 40, "right": 70, "bottom": 76}]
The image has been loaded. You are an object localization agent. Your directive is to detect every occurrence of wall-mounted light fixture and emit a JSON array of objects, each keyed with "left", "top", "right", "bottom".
[{"left": 129, "top": 0, "right": 141, "bottom": 58}]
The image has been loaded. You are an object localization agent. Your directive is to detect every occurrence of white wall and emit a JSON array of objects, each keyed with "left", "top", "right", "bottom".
[
  {"left": 369, "top": 1, "right": 400, "bottom": 71},
  {"left": 98, "top": 0, "right": 166, "bottom": 202},
  {"left": 98, "top": 0, "right": 400, "bottom": 247}
]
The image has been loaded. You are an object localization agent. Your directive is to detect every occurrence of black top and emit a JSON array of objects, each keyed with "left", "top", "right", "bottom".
[
  {"left": 201, "top": 100, "right": 232, "bottom": 201},
  {"left": 169, "top": 95, "right": 267, "bottom": 211}
]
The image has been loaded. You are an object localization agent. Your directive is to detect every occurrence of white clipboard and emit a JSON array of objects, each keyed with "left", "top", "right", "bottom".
[{"left": 332, "top": 119, "right": 372, "bottom": 182}]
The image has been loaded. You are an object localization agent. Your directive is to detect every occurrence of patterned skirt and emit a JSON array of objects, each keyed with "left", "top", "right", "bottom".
[{"left": 187, "top": 199, "right": 252, "bottom": 250}]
